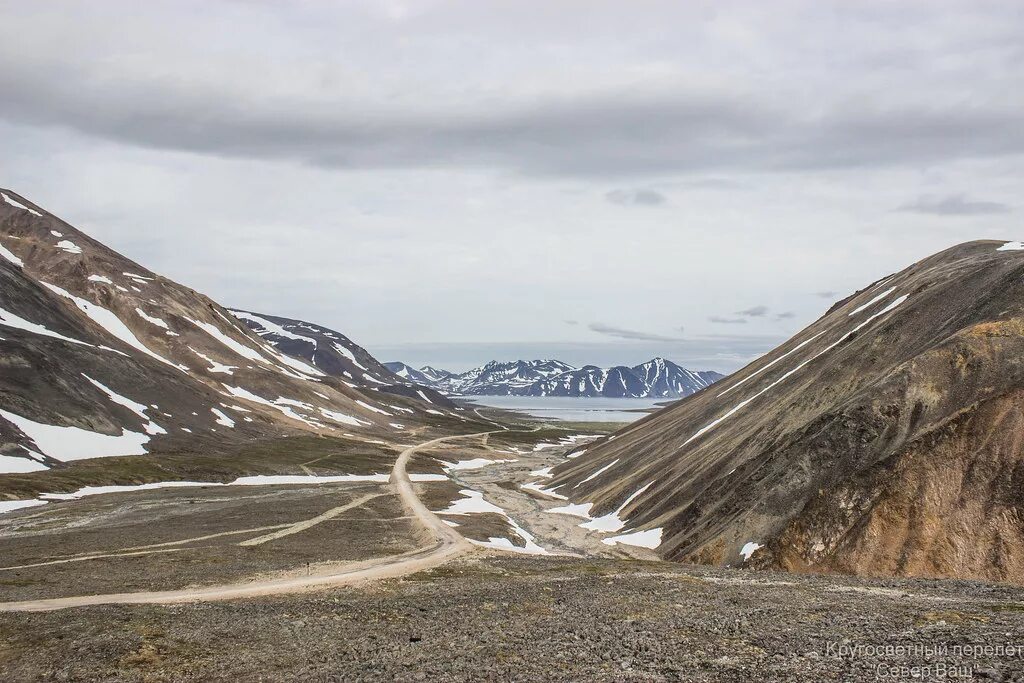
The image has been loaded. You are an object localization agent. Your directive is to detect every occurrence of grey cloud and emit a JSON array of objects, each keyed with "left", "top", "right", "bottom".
[
  {"left": 564, "top": 319, "right": 579, "bottom": 326},
  {"left": 0, "top": 32, "right": 1022, "bottom": 179},
  {"left": 814, "top": 291, "right": 839, "bottom": 298},
  {"left": 774, "top": 311, "right": 796, "bottom": 320},
  {"left": 588, "top": 322, "right": 686, "bottom": 342},
  {"left": 605, "top": 188, "right": 666, "bottom": 206},
  {"left": 897, "top": 194, "right": 1011, "bottom": 216},
  {"left": 709, "top": 316, "right": 747, "bottom": 324},
  {"left": 736, "top": 305, "right": 769, "bottom": 317}
]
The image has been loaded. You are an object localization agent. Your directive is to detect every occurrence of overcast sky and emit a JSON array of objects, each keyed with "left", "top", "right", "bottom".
[{"left": 1, "top": 1, "right": 1021, "bottom": 372}]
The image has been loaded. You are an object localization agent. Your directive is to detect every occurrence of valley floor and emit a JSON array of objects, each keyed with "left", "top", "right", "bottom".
[
  {"left": 3, "top": 555, "right": 1024, "bottom": 681},
  {"left": 1, "top": 411, "right": 1022, "bottom": 680}
]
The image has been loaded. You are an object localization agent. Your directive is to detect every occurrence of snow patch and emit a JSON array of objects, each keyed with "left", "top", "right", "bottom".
[
  {"left": 740, "top": 541, "right": 763, "bottom": 561},
  {"left": 211, "top": 408, "right": 235, "bottom": 428},
  {"left": 318, "top": 408, "right": 368, "bottom": 427},
  {"left": 0, "top": 454, "right": 48, "bottom": 473},
  {"left": 440, "top": 458, "right": 515, "bottom": 472},
  {"left": 43, "top": 283, "right": 187, "bottom": 371},
  {"left": 580, "top": 482, "right": 654, "bottom": 533},
  {"left": 576, "top": 458, "right": 620, "bottom": 487},
  {"left": 2, "top": 192, "right": 42, "bottom": 216},
  {"left": 355, "top": 400, "right": 391, "bottom": 416},
  {"left": 0, "top": 242, "right": 23, "bottom": 268},
  {"left": 601, "top": 527, "right": 663, "bottom": 549},
  {"left": 0, "top": 408, "right": 150, "bottom": 461},
  {"left": 0, "top": 499, "right": 48, "bottom": 514},
  {"left": 849, "top": 287, "right": 896, "bottom": 316},
  {"left": 82, "top": 374, "right": 166, "bottom": 436},
  {"left": 0, "top": 304, "right": 93, "bottom": 346}
]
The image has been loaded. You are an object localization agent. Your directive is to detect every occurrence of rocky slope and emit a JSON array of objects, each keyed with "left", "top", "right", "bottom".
[
  {"left": 0, "top": 189, "right": 456, "bottom": 473},
  {"left": 230, "top": 311, "right": 455, "bottom": 408},
  {"left": 391, "top": 358, "right": 722, "bottom": 398},
  {"left": 541, "top": 240, "right": 1024, "bottom": 583}
]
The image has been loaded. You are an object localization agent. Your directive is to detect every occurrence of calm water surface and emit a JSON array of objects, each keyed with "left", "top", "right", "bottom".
[{"left": 461, "top": 396, "right": 669, "bottom": 422}]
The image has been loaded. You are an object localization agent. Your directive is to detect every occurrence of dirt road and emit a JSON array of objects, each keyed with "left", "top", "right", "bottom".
[{"left": 0, "top": 431, "right": 494, "bottom": 612}]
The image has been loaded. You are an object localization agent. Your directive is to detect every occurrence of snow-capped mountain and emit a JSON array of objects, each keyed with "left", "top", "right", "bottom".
[
  {"left": 231, "top": 312, "right": 454, "bottom": 407},
  {"left": 0, "top": 189, "right": 455, "bottom": 473},
  {"left": 383, "top": 361, "right": 436, "bottom": 386},
  {"left": 396, "top": 358, "right": 723, "bottom": 398},
  {"left": 421, "top": 359, "right": 576, "bottom": 395},
  {"left": 419, "top": 366, "right": 454, "bottom": 383},
  {"left": 630, "top": 358, "right": 721, "bottom": 397}
]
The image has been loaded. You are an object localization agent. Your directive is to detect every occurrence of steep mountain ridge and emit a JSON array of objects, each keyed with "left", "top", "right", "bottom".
[
  {"left": 231, "top": 311, "right": 455, "bottom": 408},
  {"left": 539, "top": 240, "right": 1024, "bottom": 583},
  {"left": 396, "top": 357, "right": 722, "bottom": 398},
  {"left": 0, "top": 189, "right": 455, "bottom": 472}
]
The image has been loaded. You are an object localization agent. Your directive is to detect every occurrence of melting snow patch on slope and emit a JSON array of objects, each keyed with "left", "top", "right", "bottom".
[
  {"left": 683, "top": 295, "right": 910, "bottom": 448},
  {"left": 82, "top": 374, "right": 167, "bottom": 436},
  {"left": 575, "top": 458, "right": 620, "bottom": 487},
  {"left": 88, "top": 275, "right": 113, "bottom": 284},
  {"left": 601, "top": 527, "right": 663, "bottom": 549},
  {"left": 42, "top": 283, "right": 187, "bottom": 371},
  {"left": 848, "top": 287, "right": 896, "bottom": 316},
  {"left": 520, "top": 482, "right": 568, "bottom": 499},
  {"left": 56, "top": 240, "right": 82, "bottom": 255},
  {"left": 718, "top": 332, "right": 825, "bottom": 398},
  {"left": 0, "top": 305, "right": 93, "bottom": 346},
  {"left": 579, "top": 482, "right": 654, "bottom": 533},
  {"left": 318, "top": 408, "right": 368, "bottom": 427},
  {"left": 136, "top": 308, "right": 177, "bottom": 335},
  {"left": 0, "top": 499, "right": 48, "bottom": 513},
  {"left": 189, "top": 348, "right": 236, "bottom": 374},
  {"left": 2, "top": 192, "right": 42, "bottom": 216},
  {"left": 0, "top": 453, "right": 48, "bottom": 474},
  {"left": 0, "top": 242, "right": 23, "bottom": 267},
  {"left": 546, "top": 502, "right": 594, "bottom": 518},
  {"left": 230, "top": 311, "right": 316, "bottom": 346},
  {"left": 211, "top": 408, "right": 235, "bottom": 428},
  {"left": 221, "top": 385, "right": 321, "bottom": 427},
  {"left": 440, "top": 458, "right": 515, "bottom": 472},
  {"left": 740, "top": 541, "right": 763, "bottom": 561},
  {"left": 0, "top": 407, "right": 150, "bottom": 461},
  {"left": 187, "top": 317, "right": 269, "bottom": 364},
  {"left": 997, "top": 241, "right": 1024, "bottom": 251},
  {"left": 355, "top": 400, "right": 391, "bottom": 415},
  {"left": 435, "top": 488, "right": 549, "bottom": 555},
  {"left": 332, "top": 342, "right": 367, "bottom": 371},
  {"left": 43, "top": 481, "right": 224, "bottom": 500}
]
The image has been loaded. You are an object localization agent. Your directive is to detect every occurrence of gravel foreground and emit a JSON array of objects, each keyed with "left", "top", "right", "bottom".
[{"left": 3, "top": 555, "right": 1024, "bottom": 682}]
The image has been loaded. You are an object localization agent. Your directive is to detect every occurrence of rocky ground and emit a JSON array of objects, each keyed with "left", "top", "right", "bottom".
[
  {"left": 3, "top": 415, "right": 1024, "bottom": 681},
  {"left": 3, "top": 555, "right": 1024, "bottom": 681}
]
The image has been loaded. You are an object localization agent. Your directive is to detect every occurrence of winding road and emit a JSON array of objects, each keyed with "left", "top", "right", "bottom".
[{"left": 0, "top": 430, "right": 495, "bottom": 612}]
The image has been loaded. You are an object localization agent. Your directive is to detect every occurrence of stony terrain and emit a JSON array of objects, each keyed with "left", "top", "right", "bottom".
[
  {"left": 3, "top": 555, "right": 1024, "bottom": 682},
  {"left": 1, "top": 399, "right": 1023, "bottom": 681}
]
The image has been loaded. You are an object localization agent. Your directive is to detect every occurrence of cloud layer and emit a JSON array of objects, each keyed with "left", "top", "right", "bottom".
[{"left": 0, "top": 1, "right": 1021, "bottom": 373}]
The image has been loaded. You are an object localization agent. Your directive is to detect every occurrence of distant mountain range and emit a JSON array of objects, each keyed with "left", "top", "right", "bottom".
[{"left": 384, "top": 358, "right": 723, "bottom": 398}]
